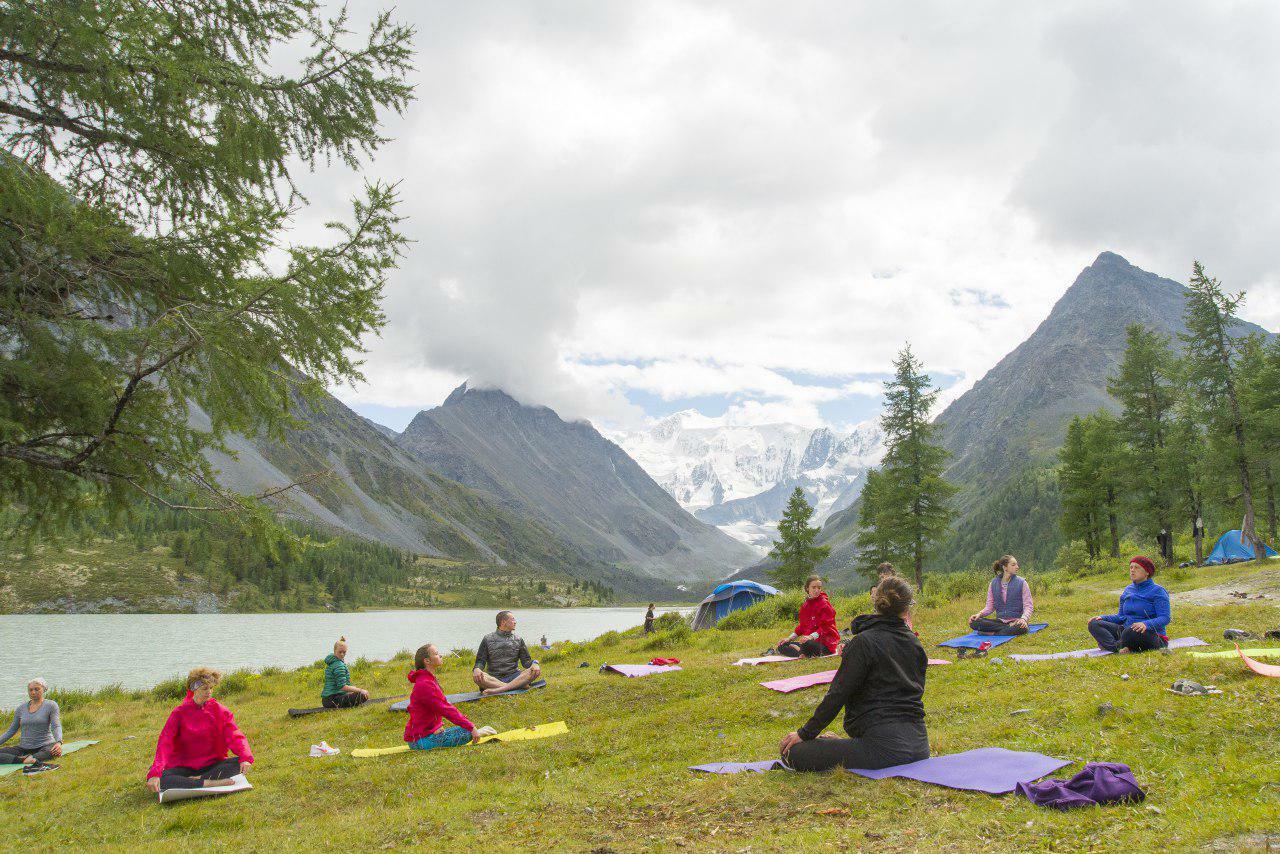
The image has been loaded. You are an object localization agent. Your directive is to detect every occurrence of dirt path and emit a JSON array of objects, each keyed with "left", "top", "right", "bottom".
[{"left": 1172, "top": 568, "right": 1280, "bottom": 606}]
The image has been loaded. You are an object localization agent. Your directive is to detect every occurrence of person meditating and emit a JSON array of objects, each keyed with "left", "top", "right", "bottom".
[
  {"left": 0, "top": 678, "right": 63, "bottom": 768},
  {"left": 968, "top": 555, "right": 1034, "bottom": 635},
  {"left": 775, "top": 575, "right": 839, "bottom": 658},
  {"left": 472, "top": 610, "right": 542, "bottom": 696},
  {"left": 779, "top": 576, "right": 929, "bottom": 771},
  {"left": 1088, "top": 555, "right": 1171, "bottom": 653},
  {"left": 322, "top": 637, "right": 370, "bottom": 709},
  {"left": 146, "top": 668, "right": 254, "bottom": 794},
  {"left": 405, "top": 644, "right": 481, "bottom": 751}
]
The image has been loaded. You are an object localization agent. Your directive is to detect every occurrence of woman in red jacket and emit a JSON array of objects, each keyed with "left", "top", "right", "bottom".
[
  {"left": 405, "top": 644, "right": 480, "bottom": 751},
  {"left": 775, "top": 576, "right": 840, "bottom": 658},
  {"left": 145, "top": 667, "right": 253, "bottom": 794}
]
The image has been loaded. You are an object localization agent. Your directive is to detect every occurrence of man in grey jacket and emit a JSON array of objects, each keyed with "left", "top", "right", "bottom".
[{"left": 472, "top": 611, "right": 542, "bottom": 695}]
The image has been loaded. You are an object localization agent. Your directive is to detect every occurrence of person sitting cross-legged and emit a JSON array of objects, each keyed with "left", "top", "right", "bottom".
[
  {"left": 321, "top": 636, "right": 371, "bottom": 709},
  {"left": 0, "top": 678, "right": 63, "bottom": 768},
  {"left": 145, "top": 668, "right": 253, "bottom": 794},
  {"left": 779, "top": 576, "right": 929, "bottom": 772},
  {"left": 472, "top": 610, "right": 541, "bottom": 696},
  {"left": 1088, "top": 556, "right": 1171, "bottom": 654},
  {"left": 775, "top": 575, "right": 839, "bottom": 658},
  {"left": 405, "top": 644, "right": 479, "bottom": 752},
  {"left": 968, "top": 555, "right": 1033, "bottom": 636}
]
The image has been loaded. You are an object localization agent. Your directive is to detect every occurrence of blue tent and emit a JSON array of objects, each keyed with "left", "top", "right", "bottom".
[
  {"left": 691, "top": 580, "right": 779, "bottom": 630},
  {"left": 1204, "top": 529, "right": 1278, "bottom": 565}
]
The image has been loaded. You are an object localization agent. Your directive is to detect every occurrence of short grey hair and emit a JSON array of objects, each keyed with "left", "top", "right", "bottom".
[{"left": 28, "top": 677, "right": 48, "bottom": 690}]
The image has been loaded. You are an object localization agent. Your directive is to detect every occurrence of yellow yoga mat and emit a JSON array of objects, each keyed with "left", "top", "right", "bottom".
[{"left": 351, "top": 721, "right": 568, "bottom": 758}]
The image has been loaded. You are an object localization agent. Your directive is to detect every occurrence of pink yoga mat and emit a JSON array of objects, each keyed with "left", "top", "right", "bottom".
[
  {"left": 762, "top": 659, "right": 949, "bottom": 692},
  {"left": 1239, "top": 644, "right": 1280, "bottom": 677}
]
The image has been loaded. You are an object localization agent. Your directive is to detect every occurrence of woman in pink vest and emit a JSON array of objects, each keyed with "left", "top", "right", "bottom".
[{"left": 968, "top": 555, "right": 1034, "bottom": 635}]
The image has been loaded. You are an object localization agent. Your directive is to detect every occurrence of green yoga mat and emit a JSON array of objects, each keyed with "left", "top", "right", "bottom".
[
  {"left": 1191, "top": 647, "right": 1280, "bottom": 660},
  {"left": 0, "top": 739, "right": 99, "bottom": 777}
]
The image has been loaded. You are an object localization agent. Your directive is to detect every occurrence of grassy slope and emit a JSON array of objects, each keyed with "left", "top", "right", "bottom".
[{"left": 3, "top": 561, "right": 1280, "bottom": 851}]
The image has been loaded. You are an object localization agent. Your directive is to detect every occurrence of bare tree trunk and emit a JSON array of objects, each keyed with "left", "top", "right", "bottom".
[
  {"left": 1264, "top": 462, "right": 1278, "bottom": 545},
  {"left": 1106, "top": 487, "right": 1120, "bottom": 558}
]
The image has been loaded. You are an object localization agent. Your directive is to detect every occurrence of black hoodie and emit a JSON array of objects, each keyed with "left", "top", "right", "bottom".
[{"left": 797, "top": 614, "right": 926, "bottom": 741}]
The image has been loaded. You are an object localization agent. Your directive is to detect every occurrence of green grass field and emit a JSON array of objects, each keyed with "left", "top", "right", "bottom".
[{"left": 3, "top": 560, "right": 1279, "bottom": 852}]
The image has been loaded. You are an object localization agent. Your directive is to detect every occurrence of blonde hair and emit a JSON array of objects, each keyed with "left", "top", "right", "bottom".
[
  {"left": 187, "top": 667, "right": 222, "bottom": 692},
  {"left": 334, "top": 636, "right": 348, "bottom": 653}
]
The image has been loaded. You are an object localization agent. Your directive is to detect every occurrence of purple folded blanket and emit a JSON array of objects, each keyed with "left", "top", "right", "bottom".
[
  {"left": 1016, "top": 762, "right": 1145, "bottom": 809},
  {"left": 600, "top": 663, "right": 682, "bottom": 678}
]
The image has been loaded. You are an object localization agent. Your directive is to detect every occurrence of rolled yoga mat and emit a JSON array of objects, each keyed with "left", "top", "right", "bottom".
[
  {"left": 1010, "top": 636, "right": 1208, "bottom": 662},
  {"left": 389, "top": 679, "right": 548, "bottom": 712},
  {"left": 600, "top": 664, "right": 682, "bottom": 678},
  {"left": 288, "top": 695, "right": 406, "bottom": 717},
  {"left": 0, "top": 739, "right": 99, "bottom": 778},
  {"left": 937, "top": 624, "right": 1049, "bottom": 649},
  {"left": 158, "top": 773, "right": 252, "bottom": 804},
  {"left": 352, "top": 721, "right": 569, "bottom": 757}
]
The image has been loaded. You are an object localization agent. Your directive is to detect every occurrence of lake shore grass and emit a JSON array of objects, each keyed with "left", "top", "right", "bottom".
[{"left": 4, "top": 560, "right": 1280, "bottom": 851}]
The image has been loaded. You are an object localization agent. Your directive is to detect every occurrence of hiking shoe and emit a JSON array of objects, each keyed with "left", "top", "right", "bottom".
[
  {"left": 22, "top": 762, "right": 57, "bottom": 775},
  {"left": 1168, "top": 679, "right": 1221, "bottom": 696},
  {"left": 957, "top": 647, "right": 988, "bottom": 660},
  {"left": 1265, "top": 630, "right": 1280, "bottom": 640},
  {"left": 577, "top": 661, "right": 590, "bottom": 668},
  {"left": 761, "top": 648, "right": 778, "bottom": 657},
  {"left": 1224, "top": 629, "right": 1258, "bottom": 640}
]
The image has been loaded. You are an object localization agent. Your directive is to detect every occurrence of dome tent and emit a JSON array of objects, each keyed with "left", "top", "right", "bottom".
[
  {"left": 691, "top": 580, "right": 780, "bottom": 630},
  {"left": 1204, "top": 529, "right": 1278, "bottom": 565}
]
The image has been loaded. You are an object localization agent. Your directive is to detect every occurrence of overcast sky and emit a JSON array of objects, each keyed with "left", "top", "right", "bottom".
[{"left": 297, "top": 1, "right": 1280, "bottom": 434}]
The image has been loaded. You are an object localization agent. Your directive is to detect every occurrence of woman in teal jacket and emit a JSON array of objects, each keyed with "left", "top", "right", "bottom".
[
  {"left": 1087, "top": 556, "right": 1171, "bottom": 653},
  {"left": 322, "top": 637, "right": 370, "bottom": 708}
]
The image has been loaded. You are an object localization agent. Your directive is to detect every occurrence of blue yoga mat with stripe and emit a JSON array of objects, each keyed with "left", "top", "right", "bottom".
[{"left": 937, "top": 623, "right": 1048, "bottom": 649}]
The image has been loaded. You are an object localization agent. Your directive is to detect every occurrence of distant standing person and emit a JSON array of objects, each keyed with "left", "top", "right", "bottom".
[
  {"left": 1088, "top": 556, "right": 1171, "bottom": 653},
  {"left": 0, "top": 678, "right": 62, "bottom": 767},
  {"left": 146, "top": 668, "right": 254, "bottom": 794},
  {"left": 968, "top": 555, "right": 1034, "bottom": 635},
  {"left": 775, "top": 576, "right": 839, "bottom": 658},
  {"left": 779, "top": 576, "right": 929, "bottom": 771},
  {"left": 472, "top": 610, "right": 542, "bottom": 696},
  {"left": 322, "top": 637, "right": 371, "bottom": 709},
  {"left": 643, "top": 604, "right": 656, "bottom": 635}
]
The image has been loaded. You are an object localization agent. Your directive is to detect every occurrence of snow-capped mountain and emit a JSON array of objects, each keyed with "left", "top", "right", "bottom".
[{"left": 612, "top": 412, "right": 884, "bottom": 552}]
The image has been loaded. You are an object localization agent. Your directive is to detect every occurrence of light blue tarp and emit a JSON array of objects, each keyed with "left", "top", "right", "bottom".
[
  {"left": 692, "top": 580, "right": 779, "bottom": 630},
  {"left": 1205, "top": 529, "right": 1278, "bottom": 564}
]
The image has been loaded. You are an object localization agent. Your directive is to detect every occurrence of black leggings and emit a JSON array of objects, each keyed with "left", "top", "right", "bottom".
[
  {"left": 788, "top": 721, "right": 929, "bottom": 772},
  {"left": 0, "top": 745, "right": 56, "bottom": 764},
  {"left": 1088, "top": 620, "right": 1166, "bottom": 653},
  {"left": 778, "top": 638, "right": 828, "bottom": 658},
  {"left": 969, "top": 616, "right": 1027, "bottom": 636},
  {"left": 322, "top": 691, "right": 367, "bottom": 709},
  {"left": 160, "top": 757, "right": 242, "bottom": 790}
]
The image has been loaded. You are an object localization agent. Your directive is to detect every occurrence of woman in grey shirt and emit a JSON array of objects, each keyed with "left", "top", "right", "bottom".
[{"left": 0, "top": 678, "right": 63, "bottom": 765}]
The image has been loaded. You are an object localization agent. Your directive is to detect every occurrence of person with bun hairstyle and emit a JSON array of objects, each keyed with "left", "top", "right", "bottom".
[
  {"left": 775, "top": 576, "right": 840, "bottom": 658},
  {"left": 779, "top": 576, "right": 929, "bottom": 771},
  {"left": 968, "top": 555, "right": 1033, "bottom": 635},
  {"left": 404, "top": 644, "right": 479, "bottom": 751},
  {"left": 321, "top": 637, "right": 370, "bottom": 709},
  {"left": 1088, "top": 556, "right": 1171, "bottom": 653},
  {"left": 146, "top": 668, "right": 253, "bottom": 794}
]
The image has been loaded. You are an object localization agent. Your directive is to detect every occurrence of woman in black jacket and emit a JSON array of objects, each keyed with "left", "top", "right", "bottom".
[{"left": 779, "top": 576, "right": 929, "bottom": 771}]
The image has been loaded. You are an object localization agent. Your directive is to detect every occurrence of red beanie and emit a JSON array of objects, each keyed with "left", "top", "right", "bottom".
[{"left": 1130, "top": 555, "right": 1156, "bottom": 578}]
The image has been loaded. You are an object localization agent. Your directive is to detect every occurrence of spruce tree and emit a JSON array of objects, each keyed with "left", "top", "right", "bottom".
[
  {"left": 1108, "top": 326, "right": 1179, "bottom": 562},
  {"left": 855, "top": 345, "right": 955, "bottom": 591},
  {"left": 768, "top": 487, "right": 830, "bottom": 589},
  {"left": 0, "top": 2, "right": 414, "bottom": 533},
  {"left": 1180, "top": 263, "right": 1264, "bottom": 557},
  {"left": 1059, "top": 417, "right": 1105, "bottom": 559}
]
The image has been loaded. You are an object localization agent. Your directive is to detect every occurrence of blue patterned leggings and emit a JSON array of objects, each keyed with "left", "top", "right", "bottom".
[{"left": 408, "top": 726, "right": 472, "bottom": 751}]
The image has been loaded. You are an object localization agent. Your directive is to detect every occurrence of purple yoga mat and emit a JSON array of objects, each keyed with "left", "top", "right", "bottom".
[
  {"left": 1009, "top": 636, "right": 1208, "bottom": 662},
  {"left": 846, "top": 747, "right": 1071, "bottom": 794},
  {"left": 601, "top": 664, "right": 682, "bottom": 678},
  {"left": 689, "top": 760, "right": 789, "bottom": 774}
]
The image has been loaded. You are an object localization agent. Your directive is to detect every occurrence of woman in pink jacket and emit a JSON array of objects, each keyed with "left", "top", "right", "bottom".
[
  {"left": 405, "top": 644, "right": 479, "bottom": 751},
  {"left": 146, "top": 667, "right": 253, "bottom": 794}
]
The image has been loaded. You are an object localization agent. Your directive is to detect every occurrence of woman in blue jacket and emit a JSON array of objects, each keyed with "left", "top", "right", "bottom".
[{"left": 1088, "top": 556, "right": 1170, "bottom": 653}]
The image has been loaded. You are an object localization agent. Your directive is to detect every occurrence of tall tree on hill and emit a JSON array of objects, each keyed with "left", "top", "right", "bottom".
[
  {"left": 855, "top": 345, "right": 954, "bottom": 592},
  {"left": 0, "top": 2, "right": 414, "bottom": 534},
  {"left": 1108, "top": 326, "right": 1180, "bottom": 564},
  {"left": 1166, "top": 408, "right": 1211, "bottom": 565},
  {"left": 1237, "top": 336, "right": 1280, "bottom": 544},
  {"left": 853, "top": 469, "right": 900, "bottom": 577},
  {"left": 768, "top": 487, "right": 830, "bottom": 589},
  {"left": 1058, "top": 413, "right": 1124, "bottom": 560},
  {"left": 1179, "top": 263, "right": 1264, "bottom": 557}
]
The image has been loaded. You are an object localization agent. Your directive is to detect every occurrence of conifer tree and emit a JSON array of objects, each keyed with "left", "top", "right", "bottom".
[
  {"left": 1180, "top": 263, "right": 1264, "bottom": 557},
  {"left": 768, "top": 487, "right": 830, "bottom": 589},
  {"left": 1058, "top": 412, "right": 1125, "bottom": 559},
  {"left": 855, "top": 345, "right": 954, "bottom": 591}
]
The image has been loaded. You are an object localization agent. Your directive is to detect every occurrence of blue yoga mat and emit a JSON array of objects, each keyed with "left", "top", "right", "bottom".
[
  {"left": 389, "top": 679, "right": 547, "bottom": 712},
  {"left": 938, "top": 623, "right": 1048, "bottom": 649}
]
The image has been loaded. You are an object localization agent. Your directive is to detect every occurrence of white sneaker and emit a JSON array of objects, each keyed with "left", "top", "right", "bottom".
[
  {"left": 309, "top": 741, "right": 341, "bottom": 757},
  {"left": 475, "top": 725, "right": 498, "bottom": 737}
]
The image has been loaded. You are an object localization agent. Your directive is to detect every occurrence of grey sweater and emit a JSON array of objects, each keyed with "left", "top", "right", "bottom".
[
  {"left": 473, "top": 630, "right": 533, "bottom": 680},
  {"left": 0, "top": 700, "right": 62, "bottom": 750}
]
